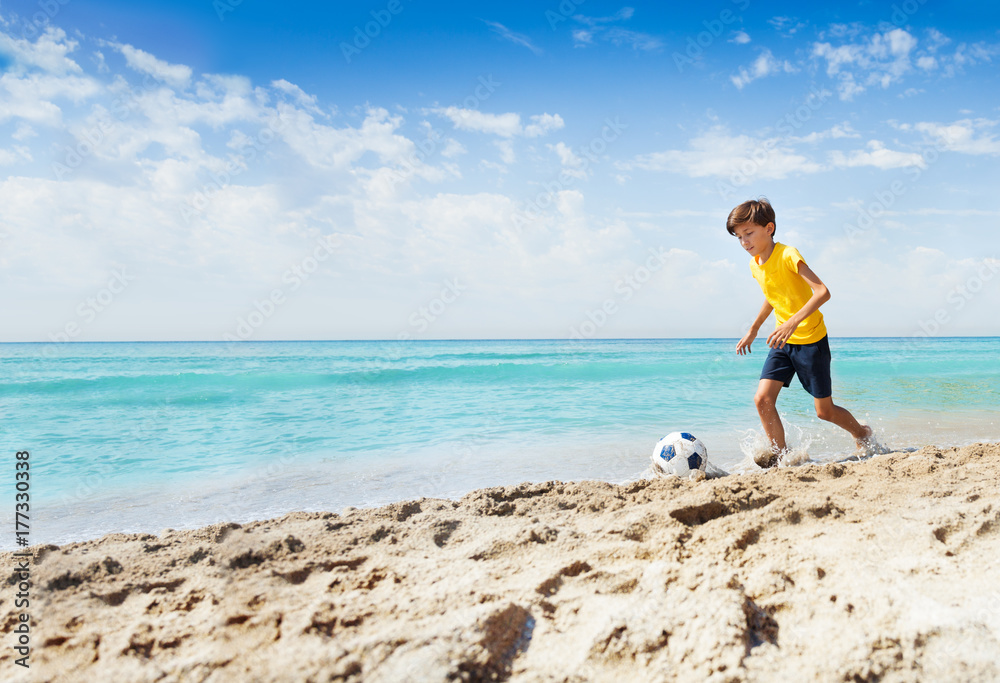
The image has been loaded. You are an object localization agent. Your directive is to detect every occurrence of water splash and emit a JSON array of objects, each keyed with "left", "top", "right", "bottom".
[{"left": 733, "top": 415, "right": 814, "bottom": 472}]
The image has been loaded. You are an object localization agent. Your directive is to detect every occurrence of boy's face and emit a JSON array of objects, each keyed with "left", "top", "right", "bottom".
[{"left": 732, "top": 221, "right": 775, "bottom": 258}]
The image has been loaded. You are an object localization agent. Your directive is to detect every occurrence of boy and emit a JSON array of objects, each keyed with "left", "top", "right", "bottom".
[{"left": 727, "top": 198, "right": 876, "bottom": 468}]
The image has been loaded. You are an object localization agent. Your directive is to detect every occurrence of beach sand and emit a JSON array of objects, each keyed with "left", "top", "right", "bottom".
[{"left": 4, "top": 442, "right": 999, "bottom": 682}]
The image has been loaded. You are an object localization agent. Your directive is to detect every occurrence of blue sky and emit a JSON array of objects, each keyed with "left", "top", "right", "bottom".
[{"left": 1, "top": 0, "right": 998, "bottom": 341}]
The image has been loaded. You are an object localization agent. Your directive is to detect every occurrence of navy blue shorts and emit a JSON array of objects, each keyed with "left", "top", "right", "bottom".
[{"left": 759, "top": 335, "right": 832, "bottom": 399}]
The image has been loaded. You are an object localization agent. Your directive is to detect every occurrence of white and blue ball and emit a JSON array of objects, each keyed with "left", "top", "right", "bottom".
[{"left": 651, "top": 432, "right": 708, "bottom": 477}]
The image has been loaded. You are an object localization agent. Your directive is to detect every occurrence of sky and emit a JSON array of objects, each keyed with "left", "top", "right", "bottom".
[{"left": 1, "top": 0, "right": 999, "bottom": 341}]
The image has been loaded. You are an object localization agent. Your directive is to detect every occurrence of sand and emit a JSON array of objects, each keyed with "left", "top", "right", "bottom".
[{"left": 3, "top": 442, "right": 1000, "bottom": 682}]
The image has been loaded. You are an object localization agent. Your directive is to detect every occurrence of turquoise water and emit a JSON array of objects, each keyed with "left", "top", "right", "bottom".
[{"left": 1, "top": 338, "right": 998, "bottom": 547}]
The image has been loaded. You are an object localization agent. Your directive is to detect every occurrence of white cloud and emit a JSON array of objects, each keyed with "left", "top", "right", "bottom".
[
  {"left": 817, "top": 247, "right": 1000, "bottom": 336},
  {"left": 731, "top": 49, "right": 796, "bottom": 89},
  {"left": 271, "top": 79, "right": 324, "bottom": 117},
  {"left": 523, "top": 113, "right": 564, "bottom": 137},
  {"left": 574, "top": 8, "right": 635, "bottom": 25},
  {"left": 571, "top": 9, "right": 661, "bottom": 51},
  {"left": 828, "top": 140, "right": 926, "bottom": 170},
  {"left": 1, "top": 16, "right": 997, "bottom": 341},
  {"left": 0, "top": 71, "right": 100, "bottom": 125},
  {"left": 77, "top": 73, "right": 260, "bottom": 158},
  {"left": 547, "top": 142, "right": 588, "bottom": 179},
  {"left": 925, "top": 28, "right": 951, "bottom": 52},
  {"left": 792, "top": 122, "right": 860, "bottom": 144},
  {"left": 623, "top": 126, "right": 823, "bottom": 180},
  {"left": 812, "top": 28, "right": 918, "bottom": 99},
  {"left": 431, "top": 107, "right": 522, "bottom": 137},
  {"left": 12, "top": 122, "right": 36, "bottom": 140},
  {"left": 883, "top": 29, "right": 918, "bottom": 58},
  {"left": 478, "top": 159, "right": 508, "bottom": 174},
  {"left": 548, "top": 141, "right": 582, "bottom": 167},
  {"left": 601, "top": 28, "right": 662, "bottom": 51},
  {"left": 278, "top": 106, "right": 418, "bottom": 170},
  {"left": 387, "top": 189, "right": 635, "bottom": 302},
  {"left": 0, "top": 26, "right": 83, "bottom": 74},
  {"left": 904, "top": 118, "right": 1000, "bottom": 155},
  {"left": 92, "top": 50, "right": 109, "bottom": 74},
  {"left": 430, "top": 107, "right": 563, "bottom": 138},
  {"left": 950, "top": 41, "right": 999, "bottom": 71},
  {"left": 768, "top": 16, "right": 806, "bottom": 37},
  {"left": 57, "top": 71, "right": 261, "bottom": 171},
  {"left": 399, "top": 192, "right": 515, "bottom": 257},
  {"left": 730, "top": 31, "right": 751, "bottom": 45},
  {"left": 0, "top": 145, "right": 31, "bottom": 165},
  {"left": 0, "top": 23, "right": 100, "bottom": 128},
  {"left": 813, "top": 27, "right": 1000, "bottom": 100},
  {"left": 495, "top": 139, "right": 516, "bottom": 164},
  {"left": 483, "top": 20, "right": 543, "bottom": 55},
  {"left": 441, "top": 138, "right": 466, "bottom": 158},
  {"left": 913, "top": 30, "right": 998, "bottom": 78},
  {"left": 826, "top": 23, "right": 864, "bottom": 40},
  {"left": 830, "top": 123, "right": 860, "bottom": 138},
  {"left": 111, "top": 42, "right": 192, "bottom": 90},
  {"left": 812, "top": 42, "right": 860, "bottom": 76}
]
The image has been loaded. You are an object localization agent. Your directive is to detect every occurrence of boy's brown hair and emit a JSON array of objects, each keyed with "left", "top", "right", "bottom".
[{"left": 726, "top": 198, "right": 776, "bottom": 236}]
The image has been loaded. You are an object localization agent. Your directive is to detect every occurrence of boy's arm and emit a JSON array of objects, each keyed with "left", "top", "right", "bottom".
[
  {"left": 736, "top": 300, "right": 774, "bottom": 355},
  {"left": 766, "top": 262, "right": 830, "bottom": 349}
]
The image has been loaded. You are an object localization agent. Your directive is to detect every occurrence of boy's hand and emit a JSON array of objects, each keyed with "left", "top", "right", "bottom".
[
  {"left": 767, "top": 320, "right": 798, "bottom": 349},
  {"left": 736, "top": 330, "right": 757, "bottom": 355}
]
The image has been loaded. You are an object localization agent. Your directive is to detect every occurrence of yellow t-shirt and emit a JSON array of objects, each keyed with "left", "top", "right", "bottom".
[{"left": 750, "top": 243, "right": 828, "bottom": 345}]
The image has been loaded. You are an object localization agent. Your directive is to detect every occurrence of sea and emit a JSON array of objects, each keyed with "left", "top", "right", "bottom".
[{"left": 1, "top": 337, "right": 998, "bottom": 549}]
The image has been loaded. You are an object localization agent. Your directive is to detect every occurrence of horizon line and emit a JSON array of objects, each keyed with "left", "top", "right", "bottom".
[{"left": 2, "top": 336, "right": 999, "bottom": 344}]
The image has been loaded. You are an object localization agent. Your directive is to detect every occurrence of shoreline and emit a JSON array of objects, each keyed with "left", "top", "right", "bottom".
[
  {"left": 4, "top": 442, "right": 999, "bottom": 680},
  {"left": 16, "top": 428, "right": 1000, "bottom": 552},
  {"left": 8, "top": 337, "right": 998, "bottom": 555}
]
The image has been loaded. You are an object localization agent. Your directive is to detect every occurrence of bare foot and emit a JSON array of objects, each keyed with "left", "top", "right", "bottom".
[
  {"left": 855, "top": 425, "right": 887, "bottom": 456},
  {"left": 755, "top": 450, "right": 780, "bottom": 469},
  {"left": 855, "top": 425, "right": 874, "bottom": 450}
]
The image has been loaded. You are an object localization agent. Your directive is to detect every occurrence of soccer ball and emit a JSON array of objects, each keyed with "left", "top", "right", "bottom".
[{"left": 651, "top": 432, "right": 708, "bottom": 477}]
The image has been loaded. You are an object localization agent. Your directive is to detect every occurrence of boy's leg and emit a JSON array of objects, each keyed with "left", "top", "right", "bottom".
[
  {"left": 754, "top": 379, "right": 786, "bottom": 464},
  {"left": 814, "top": 396, "right": 872, "bottom": 446},
  {"left": 792, "top": 337, "right": 875, "bottom": 450}
]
